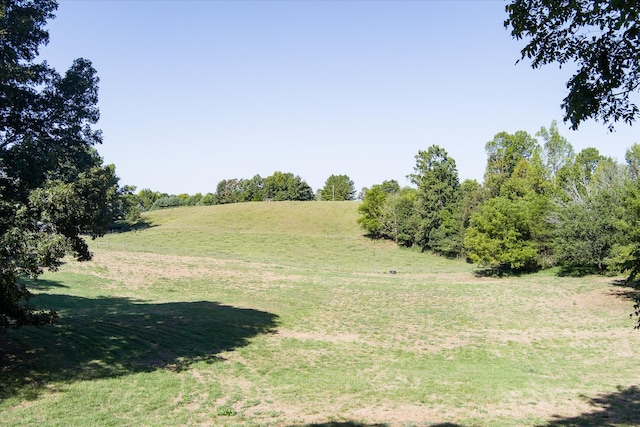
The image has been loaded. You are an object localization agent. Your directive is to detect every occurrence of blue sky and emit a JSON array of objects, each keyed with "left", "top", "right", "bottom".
[{"left": 40, "top": 0, "right": 638, "bottom": 195}]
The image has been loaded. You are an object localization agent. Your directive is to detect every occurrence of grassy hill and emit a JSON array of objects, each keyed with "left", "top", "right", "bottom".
[
  {"left": 99, "top": 201, "right": 471, "bottom": 274},
  {"left": 2, "top": 201, "right": 640, "bottom": 426}
]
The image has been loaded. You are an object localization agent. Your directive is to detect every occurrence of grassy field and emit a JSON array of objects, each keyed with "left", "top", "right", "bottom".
[{"left": 2, "top": 201, "right": 640, "bottom": 426}]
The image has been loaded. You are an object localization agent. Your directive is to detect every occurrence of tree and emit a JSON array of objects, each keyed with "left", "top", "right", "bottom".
[
  {"left": 263, "top": 171, "right": 314, "bottom": 201},
  {"left": 619, "top": 162, "right": 640, "bottom": 281},
  {"left": 552, "top": 158, "right": 628, "bottom": 274},
  {"left": 625, "top": 143, "right": 640, "bottom": 181},
  {"left": 466, "top": 131, "right": 553, "bottom": 271},
  {"left": 1, "top": 0, "right": 118, "bottom": 329},
  {"left": 116, "top": 184, "right": 141, "bottom": 223},
  {"left": 464, "top": 196, "right": 541, "bottom": 272},
  {"left": 436, "top": 179, "right": 486, "bottom": 258},
  {"left": 537, "top": 120, "right": 575, "bottom": 186},
  {"left": 484, "top": 131, "right": 539, "bottom": 196},
  {"left": 408, "top": 145, "right": 460, "bottom": 253},
  {"left": 505, "top": 0, "right": 640, "bottom": 130},
  {"left": 150, "top": 195, "right": 183, "bottom": 210},
  {"left": 378, "top": 187, "right": 419, "bottom": 246},
  {"left": 199, "top": 192, "right": 218, "bottom": 205},
  {"left": 216, "top": 178, "right": 242, "bottom": 204},
  {"left": 563, "top": 147, "right": 608, "bottom": 196},
  {"left": 136, "top": 188, "right": 164, "bottom": 211},
  {"left": 320, "top": 174, "right": 356, "bottom": 201},
  {"left": 357, "top": 180, "right": 400, "bottom": 237},
  {"left": 237, "top": 174, "right": 264, "bottom": 202}
]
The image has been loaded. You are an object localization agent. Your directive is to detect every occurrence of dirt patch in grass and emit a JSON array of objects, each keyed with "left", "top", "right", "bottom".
[
  {"left": 275, "top": 329, "right": 365, "bottom": 345},
  {"left": 62, "top": 249, "right": 305, "bottom": 292},
  {"left": 234, "top": 396, "right": 597, "bottom": 426}
]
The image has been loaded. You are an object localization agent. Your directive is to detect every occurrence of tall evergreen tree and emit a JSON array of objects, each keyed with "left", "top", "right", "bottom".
[{"left": 408, "top": 145, "right": 460, "bottom": 254}]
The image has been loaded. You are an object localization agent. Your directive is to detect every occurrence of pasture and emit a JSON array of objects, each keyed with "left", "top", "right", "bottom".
[{"left": 2, "top": 202, "right": 640, "bottom": 426}]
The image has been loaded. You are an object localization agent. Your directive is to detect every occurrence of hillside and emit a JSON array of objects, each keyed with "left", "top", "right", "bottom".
[
  {"left": 98, "top": 201, "right": 471, "bottom": 274},
  {"left": 5, "top": 202, "right": 639, "bottom": 426}
]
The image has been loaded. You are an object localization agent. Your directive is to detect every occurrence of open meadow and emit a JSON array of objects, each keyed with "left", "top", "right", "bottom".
[{"left": 2, "top": 202, "right": 640, "bottom": 426}]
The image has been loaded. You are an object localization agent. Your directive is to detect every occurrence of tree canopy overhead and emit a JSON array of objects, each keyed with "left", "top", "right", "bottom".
[
  {"left": 505, "top": 0, "right": 639, "bottom": 130},
  {"left": 1, "top": 0, "right": 119, "bottom": 329}
]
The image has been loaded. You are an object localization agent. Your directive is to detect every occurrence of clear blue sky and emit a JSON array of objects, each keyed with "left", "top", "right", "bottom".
[{"left": 40, "top": 0, "right": 639, "bottom": 195}]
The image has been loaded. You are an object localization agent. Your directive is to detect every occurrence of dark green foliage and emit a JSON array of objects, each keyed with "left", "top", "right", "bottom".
[
  {"left": 199, "top": 192, "right": 218, "bottom": 206},
  {"left": 552, "top": 157, "right": 627, "bottom": 274},
  {"left": 378, "top": 187, "right": 419, "bottom": 246},
  {"left": 409, "top": 145, "right": 464, "bottom": 256},
  {"left": 358, "top": 147, "right": 471, "bottom": 257},
  {"left": 214, "top": 172, "right": 312, "bottom": 203},
  {"left": 505, "top": 0, "right": 640, "bottom": 130},
  {"left": 357, "top": 185, "right": 388, "bottom": 237},
  {"left": 431, "top": 178, "right": 487, "bottom": 259},
  {"left": 215, "top": 175, "right": 264, "bottom": 203},
  {"left": 263, "top": 171, "right": 314, "bottom": 201},
  {"left": 136, "top": 188, "right": 165, "bottom": 211},
  {"left": 215, "top": 178, "right": 243, "bottom": 204},
  {"left": 553, "top": 198, "right": 617, "bottom": 275},
  {"left": 114, "top": 185, "right": 141, "bottom": 223},
  {"left": 357, "top": 180, "right": 399, "bottom": 237},
  {"left": 618, "top": 148, "right": 640, "bottom": 281},
  {"left": 320, "top": 174, "right": 356, "bottom": 201},
  {"left": 238, "top": 174, "right": 265, "bottom": 202},
  {"left": 356, "top": 124, "right": 640, "bottom": 289},
  {"left": 0, "top": 0, "right": 121, "bottom": 329},
  {"left": 464, "top": 195, "right": 542, "bottom": 272},
  {"left": 150, "top": 196, "right": 184, "bottom": 210},
  {"left": 465, "top": 130, "right": 558, "bottom": 271}
]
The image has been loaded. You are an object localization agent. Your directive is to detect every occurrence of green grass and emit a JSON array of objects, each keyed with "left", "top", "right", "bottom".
[
  {"left": 95, "top": 202, "right": 468, "bottom": 274},
  {"left": 2, "top": 201, "right": 640, "bottom": 426}
]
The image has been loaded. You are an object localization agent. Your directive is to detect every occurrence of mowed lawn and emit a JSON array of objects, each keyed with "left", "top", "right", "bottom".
[{"left": 2, "top": 202, "right": 640, "bottom": 426}]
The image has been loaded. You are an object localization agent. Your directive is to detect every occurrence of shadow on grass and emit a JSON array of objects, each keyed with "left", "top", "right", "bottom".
[
  {"left": 1, "top": 285, "right": 278, "bottom": 401},
  {"left": 538, "top": 385, "right": 640, "bottom": 426},
  {"left": 556, "top": 264, "right": 599, "bottom": 277},
  {"left": 608, "top": 279, "right": 640, "bottom": 301},
  {"left": 473, "top": 267, "right": 526, "bottom": 278},
  {"left": 22, "top": 277, "right": 69, "bottom": 290},
  {"left": 106, "top": 218, "right": 155, "bottom": 233}
]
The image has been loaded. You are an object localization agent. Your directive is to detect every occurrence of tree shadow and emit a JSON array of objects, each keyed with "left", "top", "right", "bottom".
[
  {"left": 608, "top": 279, "right": 640, "bottom": 328},
  {"left": 538, "top": 385, "right": 640, "bottom": 426},
  {"left": 0, "top": 288, "right": 278, "bottom": 400},
  {"left": 106, "top": 218, "right": 155, "bottom": 233},
  {"left": 608, "top": 279, "right": 640, "bottom": 301},
  {"left": 556, "top": 264, "right": 600, "bottom": 277},
  {"left": 473, "top": 267, "right": 524, "bottom": 278},
  {"left": 21, "top": 277, "right": 69, "bottom": 290}
]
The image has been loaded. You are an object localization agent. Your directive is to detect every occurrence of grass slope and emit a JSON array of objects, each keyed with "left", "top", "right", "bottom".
[
  {"left": 2, "top": 201, "right": 640, "bottom": 426},
  {"left": 97, "top": 202, "right": 469, "bottom": 273}
]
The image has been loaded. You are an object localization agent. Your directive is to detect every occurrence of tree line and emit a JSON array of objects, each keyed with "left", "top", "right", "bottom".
[
  {"left": 359, "top": 121, "right": 640, "bottom": 277},
  {"left": 117, "top": 173, "right": 356, "bottom": 223}
]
